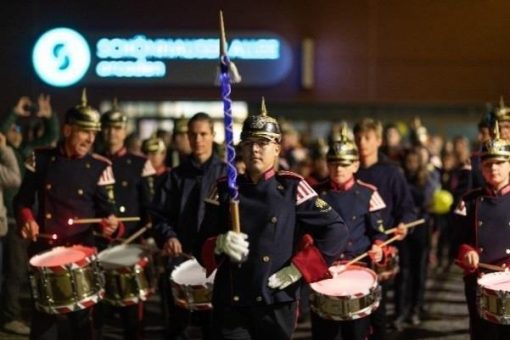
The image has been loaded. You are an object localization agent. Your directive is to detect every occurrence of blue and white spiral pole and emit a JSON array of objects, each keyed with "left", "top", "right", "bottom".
[{"left": 219, "top": 11, "right": 242, "bottom": 233}]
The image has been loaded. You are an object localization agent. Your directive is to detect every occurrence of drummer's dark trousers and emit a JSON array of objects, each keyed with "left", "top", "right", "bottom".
[
  {"left": 311, "top": 310, "right": 370, "bottom": 340},
  {"left": 2, "top": 221, "right": 29, "bottom": 323},
  {"left": 212, "top": 302, "right": 297, "bottom": 340},
  {"left": 30, "top": 308, "right": 93, "bottom": 340},
  {"left": 464, "top": 274, "right": 510, "bottom": 340},
  {"left": 93, "top": 302, "right": 144, "bottom": 340}
]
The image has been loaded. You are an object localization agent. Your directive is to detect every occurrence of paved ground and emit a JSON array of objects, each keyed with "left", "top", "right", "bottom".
[{"left": 0, "top": 266, "right": 469, "bottom": 339}]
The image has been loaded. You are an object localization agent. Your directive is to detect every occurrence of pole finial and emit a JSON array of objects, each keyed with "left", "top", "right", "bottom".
[{"left": 219, "top": 10, "right": 227, "bottom": 56}]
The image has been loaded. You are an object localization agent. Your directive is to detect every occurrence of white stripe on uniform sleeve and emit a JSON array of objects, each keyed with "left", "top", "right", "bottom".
[
  {"left": 98, "top": 165, "right": 116, "bottom": 186},
  {"left": 296, "top": 179, "right": 318, "bottom": 205},
  {"left": 454, "top": 200, "right": 467, "bottom": 216},
  {"left": 369, "top": 191, "right": 387, "bottom": 212},
  {"left": 142, "top": 159, "right": 157, "bottom": 177}
]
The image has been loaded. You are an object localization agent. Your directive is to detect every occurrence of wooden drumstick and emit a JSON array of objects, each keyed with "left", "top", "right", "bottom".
[
  {"left": 384, "top": 219, "right": 426, "bottom": 235},
  {"left": 121, "top": 222, "right": 152, "bottom": 245},
  {"left": 340, "top": 234, "right": 401, "bottom": 272},
  {"left": 454, "top": 259, "right": 508, "bottom": 272},
  {"left": 68, "top": 216, "right": 141, "bottom": 225},
  {"left": 37, "top": 233, "right": 58, "bottom": 240},
  {"left": 479, "top": 262, "right": 508, "bottom": 272}
]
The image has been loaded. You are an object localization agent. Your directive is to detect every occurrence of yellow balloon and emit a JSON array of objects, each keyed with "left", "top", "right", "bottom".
[{"left": 431, "top": 189, "right": 454, "bottom": 215}]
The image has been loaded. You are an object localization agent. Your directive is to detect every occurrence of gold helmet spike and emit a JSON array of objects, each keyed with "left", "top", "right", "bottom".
[
  {"left": 339, "top": 123, "right": 349, "bottom": 141},
  {"left": 496, "top": 96, "right": 510, "bottom": 122},
  {"left": 260, "top": 97, "right": 267, "bottom": 116},
  {"left": 327, "top": 124, "right": 358, "bottom": 164},
  {"left": 65, "top": 89, "right": 101, "bottom": 131},
  {"left": 112, "top": 97, "right": 119, "bottom": 110},
  {"left": 481, "top": 119, "right": 510, "bottom": 161},
  {"left": 240, "top": 97, "right": 281, "bottom": 142},
  {"left": 81, "top": 88, "right": 87, "bottom": 106}
]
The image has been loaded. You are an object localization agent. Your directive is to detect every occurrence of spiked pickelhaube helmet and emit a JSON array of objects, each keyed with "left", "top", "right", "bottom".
[
  {"left": 101, "top": 98, "right": 127, "bottom": 128},
  {"left": 240, "top": 97, "right": 281, "bottom": 142},
  {"left": 173, "top": 115, "right": 188, "bottom": 134},
  {"left": 495, "top": 97, "right": 510, "bottom": 122},
  {"left": 481, "top": 121, "right": 510, "bottom": 161},
  {"left": 65, "top": 89, "right": 101, "bottom": 131},
  {"left": 142, "top": 135, "right": 167, "bottom": 154},
  {"left": 327, "top": 124, "right": 359, "bottom": 165}
]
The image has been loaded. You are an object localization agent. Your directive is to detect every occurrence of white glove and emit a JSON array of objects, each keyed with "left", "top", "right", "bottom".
[
  {"left": 268, "top": 263, "right": 302, "bottom": 290},
  {"left": 215, "top": 231, "right": 249, "bottom": 263}
]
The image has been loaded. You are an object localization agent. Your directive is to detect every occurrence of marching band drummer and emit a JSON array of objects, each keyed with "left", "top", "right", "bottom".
[
  {"left": 456, "top": 126, "right": 510, "bottom": 340},
  {"left": 195, "top": 100, "right": 349, "bottom": 340},
  {"left": 95, "top": 102, "right": 156, "bottom": 340},
  {"left": 14, "top": 91, "right": 123, "bottom": 340},
  {"left": 311, "top": 126, "right": 387, "bottom": 340}
]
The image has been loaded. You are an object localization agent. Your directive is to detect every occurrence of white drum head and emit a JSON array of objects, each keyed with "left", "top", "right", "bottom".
[
  {"left": 98, "top": 244, "right": 146, "bottom": 269},
  {"left": 30, "top": 247, "right": 87, "bottom": 267},
  {"left": 478, "top": 272, "right": 510, "bottom": 291},
  {"left": 172, "top": 259, "right": 215, "bottom": 286},
  {"left": 311, "top": 265, "right": 377, "bottom": 296}
]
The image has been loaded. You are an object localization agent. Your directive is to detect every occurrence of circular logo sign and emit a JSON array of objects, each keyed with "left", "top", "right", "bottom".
[{"left": 32, "top": 28, "right": 91, "bottom": 87}]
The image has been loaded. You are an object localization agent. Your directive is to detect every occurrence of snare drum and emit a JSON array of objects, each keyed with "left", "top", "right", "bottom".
[
  {"left": 29, "top": 246, "right": 104, "bottom": 314},
  {"left": 373, "top": 246, "right": 400, "bottom": 281},
  {"left": 171, "top": 258, "right": 216, "bottom": 311},
  {"left": 310, "top": 265, "right": 381, "bottom": 321},
  {"left": 98, "top": 244, "right": 155, "bottom": 306},
  {"left": 477, "top": 271, "right": 510, "bottom": 324}
]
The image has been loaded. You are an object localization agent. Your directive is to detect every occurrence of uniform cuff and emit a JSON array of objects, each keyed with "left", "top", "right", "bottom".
[
  {"left": 202, "top": 236, "right": 222, "bottom": 277},
  {"left": 457, "top": 244, "right": 477, "bottom": 274},
  {"left": 292, "top": 234, "right": 331, "bottom": 283},
  {"left": 112, "top": 221, "right": 125, "bottom": 239},
  {"left": 19, "top": 208, "right": 35, "bottom": 223}
]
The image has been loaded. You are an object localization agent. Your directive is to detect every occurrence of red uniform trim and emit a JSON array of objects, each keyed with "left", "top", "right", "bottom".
[
  {"left": 330, "top": 177, "right": 355, "bottom": 191},
  {"left": 292, "top": 234, "right": 332, "bottom": 283},
  {"left": 357, "top": 179, "right": 377, "bottom": 191},
  {"left": 457, "top": 243, "right": 477, "bottom": 273},
  {"left": 91, "top": 153, "right": 112, "bottom": 165},
  {"left": 19, "top": 208, "right": 35, "bottom": 223},
  {"left": 112, "top": 221, "right": 125, "bottom": 239},
  {"left": 202, "top": 236, "right": 220, "bottom": 277}
]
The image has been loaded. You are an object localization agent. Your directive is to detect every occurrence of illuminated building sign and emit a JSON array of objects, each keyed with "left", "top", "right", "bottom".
[{"left": 32, "top": 28, "right": 293, "bottom": 87}]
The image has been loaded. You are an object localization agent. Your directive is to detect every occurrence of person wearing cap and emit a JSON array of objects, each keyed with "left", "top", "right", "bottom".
[
  {"left": 310, "top": 127, "right": 387, "bottom": 340},
  {"left": 456, "top": 125, "right": 510, "bottom": 340},
  {"left": 14, "top": 90, "right": 122, "bottom": 340},
  {"left": 96, "top": 101, "right": 155, "bottom": 340},
  {"left": 353, "top": 118, "right": 413, "bottom": 336},
  {"left": 151, "top": 112, "right": 225, "bottom": 340},
  {"left": 195, "top": 99, "right": 348, "bottom": 340},
  {"left": 165, "top": 115, "right": 191, "bottom": 168},
  {"left": 142, "top": 135, "right": 170, "bottom": 200}
]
